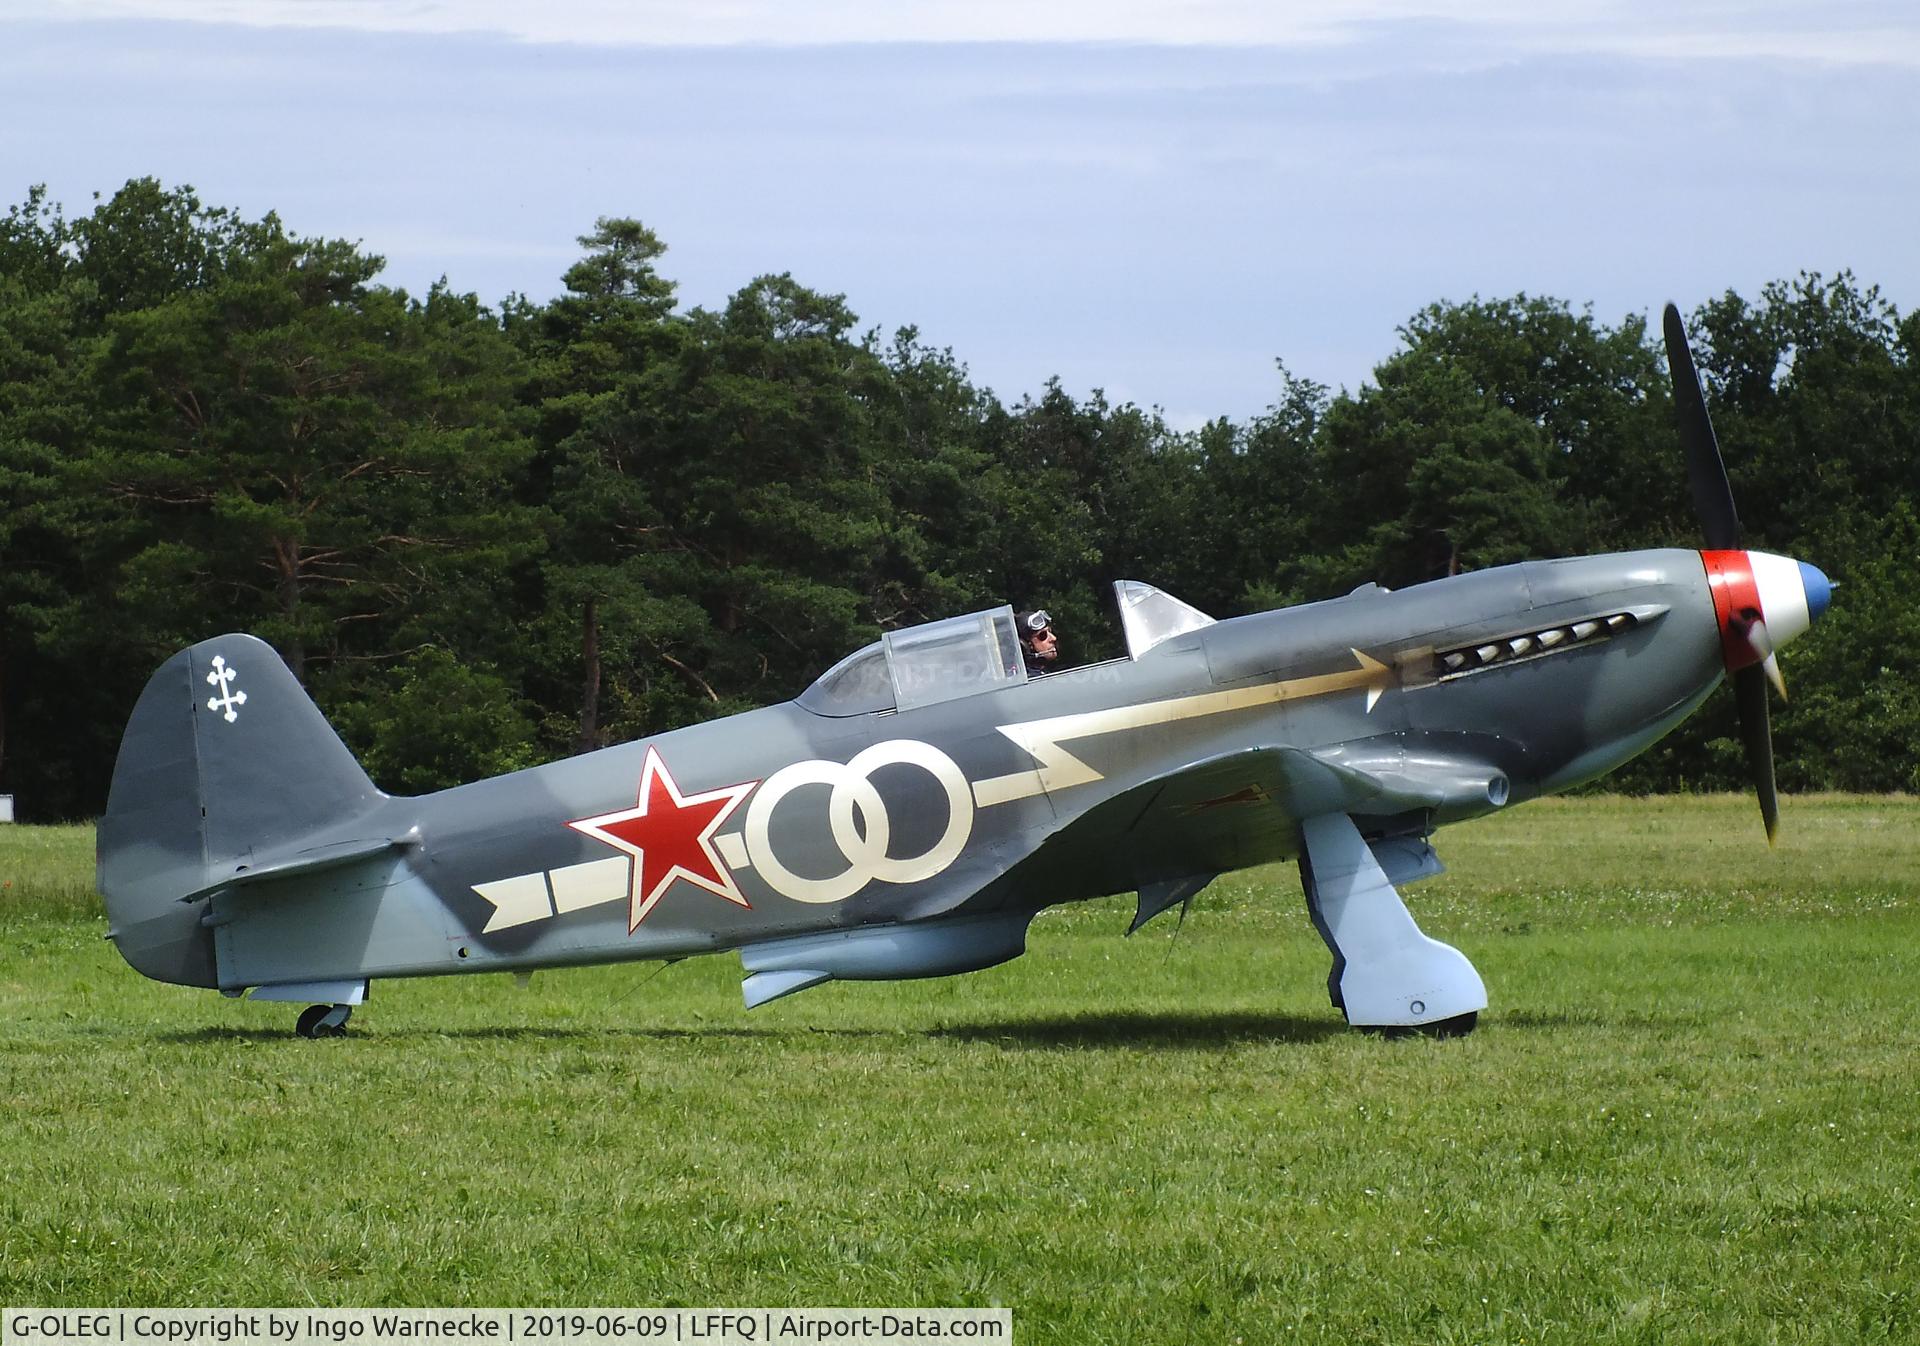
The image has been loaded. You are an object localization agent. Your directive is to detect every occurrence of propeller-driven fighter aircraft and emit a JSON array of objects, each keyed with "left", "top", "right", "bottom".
[{"left": 99, "top": 307, "right": 1831, "bottom": 1037}]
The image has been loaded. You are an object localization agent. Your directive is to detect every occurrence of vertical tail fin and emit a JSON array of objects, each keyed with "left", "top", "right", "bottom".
[{"left": 98, "top": 634, "right": 385, "bottom": 986}]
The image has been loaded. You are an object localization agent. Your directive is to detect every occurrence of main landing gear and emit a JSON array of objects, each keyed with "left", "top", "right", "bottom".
[
  {"left": 295, "top": 1003, "right": 354, "bottom": 1038},
  {"left": 1299, "top": 813, "right": 1487, "bottom": 1037}
]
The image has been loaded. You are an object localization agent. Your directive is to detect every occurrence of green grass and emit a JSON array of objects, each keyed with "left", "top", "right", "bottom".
[
  {"left": 3, "top": 797, "right": 1918, "bottom": 1343},
  {"left": 0, "top": 823, "right": 98, "bottom": 914}
]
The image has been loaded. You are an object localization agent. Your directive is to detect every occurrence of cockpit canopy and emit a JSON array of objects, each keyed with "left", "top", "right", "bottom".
[
  {"left": 797, "top": 606, "right": 1027, "bottom": 717},
  {"left": 796, "top": 640, "right": 895, "bottom": 716},
  {"left": 796, "top": 584, "right": 1216, "bottom": 717}
]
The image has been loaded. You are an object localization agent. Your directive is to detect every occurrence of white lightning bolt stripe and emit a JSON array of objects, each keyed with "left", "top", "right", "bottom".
[
  {"left": 474, "top": 849, "right": 748, "bottom": 932},
  {"left": 972, "top": 649, "right": 1392, "bottom": 808}
]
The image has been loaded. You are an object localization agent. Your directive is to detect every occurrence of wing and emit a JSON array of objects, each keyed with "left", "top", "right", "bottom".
[{"left": 957, "top": 746, "right": 1397, "bottom": 919}]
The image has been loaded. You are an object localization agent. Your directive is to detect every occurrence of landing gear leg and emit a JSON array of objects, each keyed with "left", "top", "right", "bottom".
[
  {"left": 1299, "top": 813, "right": 1486, "bottom": 1035},
  {"left": 295, "top": 1003, "right": 353, "bottom": 1038}
]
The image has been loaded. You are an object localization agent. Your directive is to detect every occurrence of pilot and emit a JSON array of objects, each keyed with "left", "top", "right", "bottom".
[{"left": 1016, "top": 609, "right": 1061, "bottom": 677}]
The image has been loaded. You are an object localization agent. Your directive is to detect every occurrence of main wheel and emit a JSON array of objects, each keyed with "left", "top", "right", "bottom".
[
  {"left": 1422, "top": 1010, "right": 1477, "bottom": 1038},
  {"left": 1372, "top": 1011, "right": 1478, "bottom": 1040}
]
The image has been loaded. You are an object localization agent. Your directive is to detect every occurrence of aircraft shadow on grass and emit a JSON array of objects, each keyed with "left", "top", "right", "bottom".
[
  {"left": 142, "top": 1007, "right": 1690, "bottom": 1047},
  {"left": 936, "top": 1010, "right": 1353, "bottom": 1049},
  {"left": 149, "top": 1015, "right": 1346, "bottom": 1048}
]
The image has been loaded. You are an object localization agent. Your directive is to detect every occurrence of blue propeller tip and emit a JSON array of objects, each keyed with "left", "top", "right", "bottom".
[{"left": 1799, "top": 561, "right": 1833, "bottom": 623}]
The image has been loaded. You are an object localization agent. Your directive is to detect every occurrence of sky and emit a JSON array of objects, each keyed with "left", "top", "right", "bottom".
[{"left": 4, "top": 2, "right": 1917, "bottom": 427}]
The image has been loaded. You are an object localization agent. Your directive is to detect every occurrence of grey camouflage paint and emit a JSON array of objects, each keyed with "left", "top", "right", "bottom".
[{"left": 100, "top": 548, "right": 1733, "bottom": 1002}]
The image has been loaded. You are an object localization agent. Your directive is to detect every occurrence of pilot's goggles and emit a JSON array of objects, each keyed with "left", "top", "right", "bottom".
[{"left": 1023, "top": 609, "right": 1053, "bottom": 634}]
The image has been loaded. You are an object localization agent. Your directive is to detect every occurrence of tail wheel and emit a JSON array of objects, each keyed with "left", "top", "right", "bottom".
[{"left": 295, "top": 1003, "right": 352, "bottom": 1038}]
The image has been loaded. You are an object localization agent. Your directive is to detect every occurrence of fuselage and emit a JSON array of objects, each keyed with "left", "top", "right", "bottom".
[{"left": 186, "top": 548, "right": 1731, "bottom": 995}]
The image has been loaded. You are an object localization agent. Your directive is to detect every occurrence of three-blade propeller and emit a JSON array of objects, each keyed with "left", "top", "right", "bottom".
[{"left": 1662, "top": 303, "right": 1779, "bottom": 843}]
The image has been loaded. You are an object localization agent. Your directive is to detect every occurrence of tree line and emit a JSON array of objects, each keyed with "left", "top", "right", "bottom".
[{"left": 3, "top": 179, "right": 1915, "bottom": 820}]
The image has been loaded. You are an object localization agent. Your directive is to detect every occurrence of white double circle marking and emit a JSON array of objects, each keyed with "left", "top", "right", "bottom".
[{"left": 743, "top": 739, "right": 974, "bottom": 904}]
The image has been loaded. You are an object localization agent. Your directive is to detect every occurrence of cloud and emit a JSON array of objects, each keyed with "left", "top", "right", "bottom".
[
  {"left": 5, "top": 11, "right": 1917, "bottom": 418},
  {"left": 16, "top": 0, "right": 1920, "bottom": 68},
  {"left": 10, "top": 1, "right": 1405, "bottom": 46}
]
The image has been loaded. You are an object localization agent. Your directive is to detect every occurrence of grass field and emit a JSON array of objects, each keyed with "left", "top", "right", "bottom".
[{"left": 3, "top": 797, "right": 1917, "bottom": 1343}]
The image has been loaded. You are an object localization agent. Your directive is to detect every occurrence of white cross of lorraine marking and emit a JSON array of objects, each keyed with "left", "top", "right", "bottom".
[{"left": 205, "top": 654, "right": 248, "bottom": 723}]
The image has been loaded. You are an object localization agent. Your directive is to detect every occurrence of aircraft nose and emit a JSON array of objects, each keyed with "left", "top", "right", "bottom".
[
  {"left": 1798, "top": 560, "right": 1832, "bottom": 625},
  {"left": 1702, "top": 549, "right": 1830, "bottom": 673},
  {"left": 1743, "top": 551, "right": 1826, "bottom": 651}
]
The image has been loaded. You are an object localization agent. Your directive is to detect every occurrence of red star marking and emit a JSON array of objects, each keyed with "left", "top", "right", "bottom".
[{"left": 568, "top": 746, "right": 759, "bottom": 933}]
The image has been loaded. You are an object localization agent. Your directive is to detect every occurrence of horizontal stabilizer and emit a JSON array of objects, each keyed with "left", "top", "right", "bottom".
[{"left": 185, "top": 835, "right": 415, "bottom": 903}]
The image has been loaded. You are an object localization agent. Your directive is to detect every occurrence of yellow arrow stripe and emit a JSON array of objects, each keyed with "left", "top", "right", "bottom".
[{"left": 972, "top": 649, "right": 1391, "bottom": 807}]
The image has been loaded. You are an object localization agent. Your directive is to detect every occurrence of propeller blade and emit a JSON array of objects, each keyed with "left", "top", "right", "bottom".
[
  {"left": 1732, "top": 662, "right": 1778, "bottom": 844},
  {"left": 1663, "top": 303, "right": 1742, "bottom": 550},
  {"left": 1761, "top": 652, "right": 1787, "bottom": 702}
]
